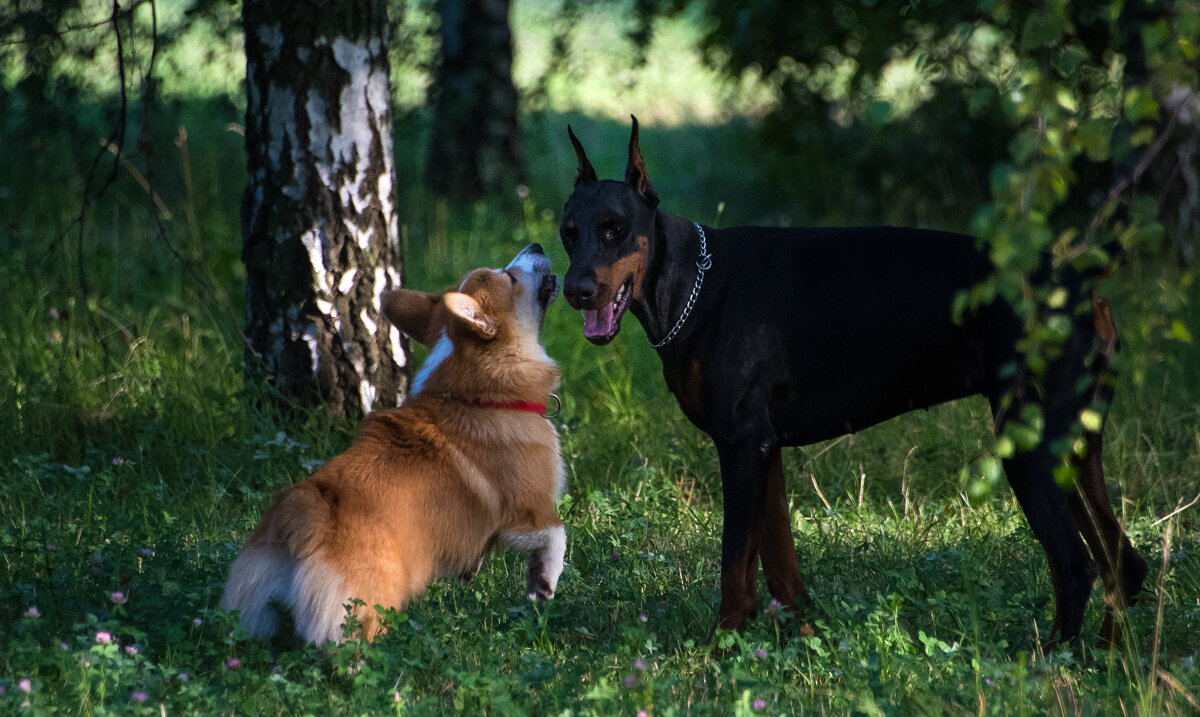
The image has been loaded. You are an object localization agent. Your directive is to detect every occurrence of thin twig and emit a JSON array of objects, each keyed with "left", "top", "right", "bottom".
[
  {"left": 797, "top": 434, "right": 851, "bottom": 469},
  {"left": 99, "top": 139, "right": 172, "bottom": 218},
  {"left": 1149, "top": 492, "right": 1200, "bottom": 527},
  {"left": 0, "top": 2, "right": 148, "bottom": 46},
  {"left": 1153, "top": 667, "right": 1200, "bottom": 711},
  {"left": 93, "top": 0, "right": 258, "bottom": 359},
  {"left": 810, "top": 474, "right": 832, "bottom": 512},
  {"left": 73, "top": 0, "right": 133, "bottom": 365},
  {"left": 901, "top": 446, "right": 917, "bottom": 516},
  {"left": 1149, "top": 516, "right": 1173, "bottom": 696}
]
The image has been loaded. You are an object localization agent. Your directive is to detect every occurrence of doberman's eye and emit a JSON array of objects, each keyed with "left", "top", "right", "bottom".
[{"left": 603, "top": 225, "right": 625, "bottom": 242}]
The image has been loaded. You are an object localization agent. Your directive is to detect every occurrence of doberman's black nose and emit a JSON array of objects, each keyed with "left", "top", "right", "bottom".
[{"left": 564, "top": 272, "right": 596, "bottom": 309}]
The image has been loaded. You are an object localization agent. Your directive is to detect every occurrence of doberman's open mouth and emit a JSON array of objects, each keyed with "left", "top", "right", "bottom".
[{"left": 582, "top": 277, "right": 632, "bottom": 344}]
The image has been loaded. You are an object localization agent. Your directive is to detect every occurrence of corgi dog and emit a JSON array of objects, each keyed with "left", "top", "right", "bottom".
[{"left": 220, "top": 244, "right": 565, "bottom": 643}]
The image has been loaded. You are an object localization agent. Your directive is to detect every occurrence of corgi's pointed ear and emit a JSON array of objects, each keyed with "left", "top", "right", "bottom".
[
  {"left": 444, "top": 292, "right": 497, "bottom": 340},
  {"left": 381, "top": 289, "right": 442, "bottom": 345}
]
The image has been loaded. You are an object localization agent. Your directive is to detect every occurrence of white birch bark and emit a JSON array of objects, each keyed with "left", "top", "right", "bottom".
[{"left": 242, "top": 0, "right": 407, "bottom": 416}]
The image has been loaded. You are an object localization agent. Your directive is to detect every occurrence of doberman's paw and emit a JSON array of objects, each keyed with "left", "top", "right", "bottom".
[
  {"left": 712, "top": 610, "right": 749, "bottom": 636},
  {"left": 1097, "top": 611, "right": 1127, "bottom": 648}
]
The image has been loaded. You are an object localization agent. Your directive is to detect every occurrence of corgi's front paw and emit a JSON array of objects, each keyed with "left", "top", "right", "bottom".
[
  {"left": 526, "top": 576, "right": 555, "bottom": 601},
  {"left": 526, "top": 555, "right": 557, "bottom": 600}
]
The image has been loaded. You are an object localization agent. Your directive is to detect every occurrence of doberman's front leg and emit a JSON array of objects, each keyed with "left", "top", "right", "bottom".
[
  {"left": 760, "top": 447, "right": 811, "bottom": 628},
  {"left": 1074, "top": 295, "right": 1148, "bottom": 644},
  {"left": 714, "top": 438, "right": 773, "bottom": 632}
]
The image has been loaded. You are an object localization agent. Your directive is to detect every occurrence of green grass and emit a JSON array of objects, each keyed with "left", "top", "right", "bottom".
[
  {"left": 2, "top": 137, "right": 1199, "bottom": 711},
  {"left": 3, "top": 11, "right": 1199, "bottom": 714}
]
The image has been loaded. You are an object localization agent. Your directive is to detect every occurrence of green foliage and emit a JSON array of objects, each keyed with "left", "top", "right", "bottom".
[
  {"left": 669, "top": 0, "right": 1200, "bottom": 243},
  {"left": 3, "top": 1, "right": 1199, "bottom": 713},
  {"left": 1, "top": 0, "right": 244, "bottom": 104}
]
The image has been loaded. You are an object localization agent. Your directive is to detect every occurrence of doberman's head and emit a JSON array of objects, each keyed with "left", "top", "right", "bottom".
[{"left": 559, "top": 116, "right": 659, "bottom": 345}]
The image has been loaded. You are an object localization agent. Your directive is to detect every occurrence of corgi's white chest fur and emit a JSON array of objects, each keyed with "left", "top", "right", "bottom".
[{"left": 412, "top": 332, "right": 453, "bottom": 395}]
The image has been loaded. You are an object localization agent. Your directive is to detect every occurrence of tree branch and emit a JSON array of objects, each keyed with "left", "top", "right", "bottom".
[{"left": 1076, "top": 88, "right": 1196, "bottom": 257}]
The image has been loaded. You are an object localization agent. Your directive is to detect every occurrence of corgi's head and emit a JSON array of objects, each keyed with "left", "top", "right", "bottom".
[{"left": 381, "top": 244, "right": 559, "bottom": 400}]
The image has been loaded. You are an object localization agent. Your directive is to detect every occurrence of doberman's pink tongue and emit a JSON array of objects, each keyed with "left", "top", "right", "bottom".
[{"left": 583, "top": 303, "right": 615, "bottom": 338}]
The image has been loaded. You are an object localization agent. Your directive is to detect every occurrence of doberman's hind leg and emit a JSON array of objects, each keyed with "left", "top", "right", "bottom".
[
  {"left": 1069, "top": 302, "right": 1149, "bottom": 645},
  {"left": 1070, "top": 425, "right": 1148, "bottom": 645},
  {"left": 759, "top": 447, "right": 811, "bottom": 631},
  {"left": 713, "top": 438, "right": 774, "bottom": 633}
]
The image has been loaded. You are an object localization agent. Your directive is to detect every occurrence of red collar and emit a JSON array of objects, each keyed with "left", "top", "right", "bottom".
[
  {"left": 435, "top": 393, "right": 548, "bottom": 416},
  {"left": 467, "top": 399, "right": 548, "bottom": 415}
]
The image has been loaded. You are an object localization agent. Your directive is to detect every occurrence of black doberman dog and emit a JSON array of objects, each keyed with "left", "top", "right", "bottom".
[{"left": 558, "top": 117, "right": 1148, "bottom": 646}]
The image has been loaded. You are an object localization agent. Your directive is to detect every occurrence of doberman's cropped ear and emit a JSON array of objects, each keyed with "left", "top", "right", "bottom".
[
  {"left": 624, "top": 115, "right": 659, "bottom": 208},
  {"left": 567, "top": 125, "right": 597, "bottom": 187},
  {"left": 444, "top": 292, "right": 497, "bottom": 340},
  {"left": 381, "top": 289, "right": 443, "bottom": 346}
]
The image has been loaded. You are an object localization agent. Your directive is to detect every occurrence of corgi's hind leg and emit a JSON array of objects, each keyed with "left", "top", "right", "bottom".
[
  {"left": 220, "top": 541, "right": 295, "bottom": 640},
  {"left": 288, "top": 557, "right": 355, "bottom": 643},
  {"left": 502, "top": 524, "right": 566, "bottom": 600},
  {"left": 289, "top": 554, "right": 418, "bottom": 643}
]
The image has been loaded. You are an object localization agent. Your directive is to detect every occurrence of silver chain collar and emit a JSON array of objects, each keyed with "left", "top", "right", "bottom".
[{"left": 650, "top": 223, "right": 712, "bottom": 350}]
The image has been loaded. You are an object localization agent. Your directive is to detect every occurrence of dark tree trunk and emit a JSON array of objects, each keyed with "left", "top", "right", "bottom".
[
  {"left": 425, "top": 0, "right": 522, "bottom": 198},
  {"left": 242, "top": 0, "right": 408, "bottom": 418}
]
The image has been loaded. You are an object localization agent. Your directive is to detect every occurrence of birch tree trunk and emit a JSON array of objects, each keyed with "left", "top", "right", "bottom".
[
  {"left": 241, "top": 0, "right": 408, "bottom": 417},
  {"left": 425, "top": 0, "right": 522, "bottom": 198}
]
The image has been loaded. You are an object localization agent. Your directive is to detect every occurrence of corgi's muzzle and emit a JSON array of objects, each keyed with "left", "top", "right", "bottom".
[{"left": 508, "top": 243, "right": 559, "bottom": 312}]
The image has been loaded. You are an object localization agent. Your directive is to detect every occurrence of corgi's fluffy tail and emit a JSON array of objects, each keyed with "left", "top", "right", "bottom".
[
  {"left": 219, "top": 540, "right": 294, "bottom": 640},
  {"left": 220, "top": 482, "right": 353, "bottom": 643}
]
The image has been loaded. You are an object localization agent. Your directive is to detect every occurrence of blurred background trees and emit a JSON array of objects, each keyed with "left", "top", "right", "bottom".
[
  {"left": 6, "top": 0, "right": 1193, "bottom": 250},
  {"left": 425, "top": 0, "right": 523, "bottom": 198},
  {"left": 1, "top": 0, "right": 1195, "bottom": 424}
]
